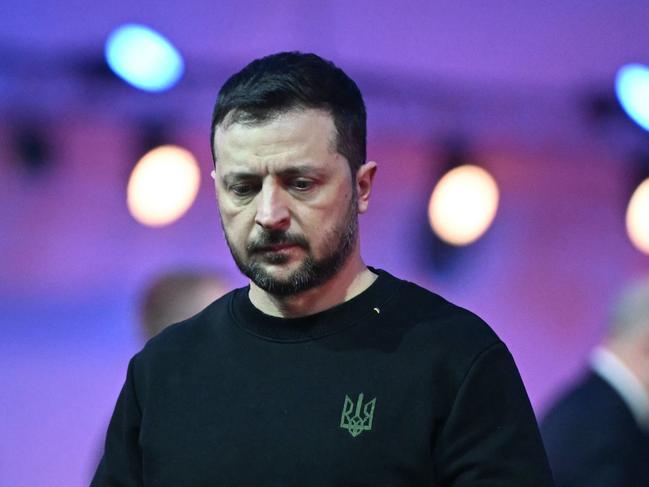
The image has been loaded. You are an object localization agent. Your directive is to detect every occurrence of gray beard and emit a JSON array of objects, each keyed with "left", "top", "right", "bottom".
[{"left": 222, "top": 196, "right": 358, "bottom": 297}]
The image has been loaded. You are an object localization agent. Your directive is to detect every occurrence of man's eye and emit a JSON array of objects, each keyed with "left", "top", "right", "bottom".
[
  {"left": 290, "top": 179, "right": 314, "bottom": 191},
  {"left": 230, "top": 183, "right": 255, "bottom": 196}
]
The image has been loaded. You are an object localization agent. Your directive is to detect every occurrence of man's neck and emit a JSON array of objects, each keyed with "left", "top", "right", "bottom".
[{"left": 248, "top": 256, "right": 377, "bottom": 318}]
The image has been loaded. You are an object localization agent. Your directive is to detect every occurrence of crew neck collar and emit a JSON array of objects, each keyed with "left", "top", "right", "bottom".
[{"left": 229, "top": 267, "right": 400, "bottom": 342}]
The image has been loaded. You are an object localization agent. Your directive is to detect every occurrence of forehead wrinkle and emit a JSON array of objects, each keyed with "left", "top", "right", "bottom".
[
  {"left": 214, "top": 109, "right": 338, "bottom": 165},
  {"left": 216, "top": 129, "right": 306, "bottom": 169}
]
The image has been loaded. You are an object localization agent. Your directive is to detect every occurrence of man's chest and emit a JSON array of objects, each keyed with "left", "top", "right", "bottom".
[{"left": 138, "top": 350, "right": 442, "bottom": 486}]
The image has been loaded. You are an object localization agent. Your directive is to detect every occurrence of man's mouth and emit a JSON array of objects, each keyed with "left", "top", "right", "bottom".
[{"left": 257, "top": 243, "right": 299, "bottom": 252}]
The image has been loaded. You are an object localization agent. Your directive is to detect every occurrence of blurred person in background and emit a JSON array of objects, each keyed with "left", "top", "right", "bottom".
[
  {"left": 92, "top": 51, "right": 553, "bottom": 486},
  {"left": 541, "top": 278, "right": 649, "bottom": 486}
]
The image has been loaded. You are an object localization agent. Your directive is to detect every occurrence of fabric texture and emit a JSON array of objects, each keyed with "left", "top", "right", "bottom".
[
  {"left": 540, "top": 372, "right": 649, "bottom": 487},
  {"left": 92, "top": 268, "right": 553, "bottom": 486}
]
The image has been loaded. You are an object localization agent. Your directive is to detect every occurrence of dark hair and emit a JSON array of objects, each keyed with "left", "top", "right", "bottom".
[{"left": 211, "top": 52, "right": 366, "bottom": 175}]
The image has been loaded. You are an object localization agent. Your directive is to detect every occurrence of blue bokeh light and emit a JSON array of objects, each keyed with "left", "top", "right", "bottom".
[
  {"left": 615, "top": 63, "right": 649, "bottom": 133},
  {"left": 105, "top": 24, "right": 184, "bottom": 92}
]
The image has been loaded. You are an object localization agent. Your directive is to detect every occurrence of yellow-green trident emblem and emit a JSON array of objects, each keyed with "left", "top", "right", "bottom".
[{"left": 340, "top": 393, "right": 376, "bottom": 438}]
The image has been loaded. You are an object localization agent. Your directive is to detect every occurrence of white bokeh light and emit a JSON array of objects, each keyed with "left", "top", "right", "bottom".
[
  {"left": 127, "top": 145, "right": 200, "bottom": 227},
  {"left": 626, "top": 177, "right": 649, "bottom": 255},
  {"left": 428, "top": 164, "right": 500, "bottom": 246}
]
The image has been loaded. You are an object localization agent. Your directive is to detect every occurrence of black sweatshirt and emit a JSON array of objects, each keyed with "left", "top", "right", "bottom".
[{"left": 92, "top": 268, "right": 554, "bottom": 486}]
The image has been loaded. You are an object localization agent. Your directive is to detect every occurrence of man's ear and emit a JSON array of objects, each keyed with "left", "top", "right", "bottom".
[
  {"left": 355, "top": 161, "right": 378, "bottom": 214},
  {"left": 211, "top": 169, "right": 220, "bottom": 199}
]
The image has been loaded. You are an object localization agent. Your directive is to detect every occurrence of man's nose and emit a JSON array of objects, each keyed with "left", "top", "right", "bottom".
[{"left": 254, "top": 180, "right": 290, "bottom": 230}]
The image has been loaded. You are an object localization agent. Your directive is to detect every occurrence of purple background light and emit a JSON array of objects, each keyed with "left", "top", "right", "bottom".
[{"left": 2, "top": 2, "right": 649, "bottom": 485}]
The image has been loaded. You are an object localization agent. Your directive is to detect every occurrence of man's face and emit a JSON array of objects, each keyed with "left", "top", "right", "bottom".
[{"left": 213, "top": 109, "right": 359, "bottom": 296}]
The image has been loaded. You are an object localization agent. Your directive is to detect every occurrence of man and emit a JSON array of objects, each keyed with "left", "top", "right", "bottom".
[
  {"left": 92, "top": 52, "right": 553, "bottom": 486},
  {"left": 541, "top": 278, "right": 649, "bottom": 486}
]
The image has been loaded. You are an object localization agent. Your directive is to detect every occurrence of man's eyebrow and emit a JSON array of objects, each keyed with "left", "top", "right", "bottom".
[
  {"left": 276, "top": 165, "right": 322, "bottom": 177},
  {"left": 222, "top": 165, "right": 323, "bottom": 184},
  {"left": 221, "top": 172, "right": 260, "bottom": 185}
]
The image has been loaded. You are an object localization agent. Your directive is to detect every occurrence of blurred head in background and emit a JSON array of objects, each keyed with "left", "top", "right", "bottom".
[{"left": 139, "top": 270, "right": 230, "bottom": 339}]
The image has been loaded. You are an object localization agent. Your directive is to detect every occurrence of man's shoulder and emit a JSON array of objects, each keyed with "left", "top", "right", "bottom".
[
  {"left": 376, "top": 269, "right": 502, "bottom": 359},
  {"left": 539, "top": 371, "right": 647, "bottom": 456},
  {"left": 540, "top": 371, "right": 649, "bottom": 479},
  {"left": 542, "top": 372, "right": 634, "bottom": 428},
  {"left": 388, "top": 272, "right": 498, "bottom": 338}
]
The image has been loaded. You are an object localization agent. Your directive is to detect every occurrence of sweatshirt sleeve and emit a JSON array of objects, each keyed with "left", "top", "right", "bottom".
[
  {"left": 434, "top": 342, "right": 555, "bottom": 486},
  {"left": 91, "top": 356, "right": 144, "bottom": 487}
]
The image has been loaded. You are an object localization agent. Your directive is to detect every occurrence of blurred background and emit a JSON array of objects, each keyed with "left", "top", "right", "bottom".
[{"left": 2, "top": 1, "right": 649, "bottom": 485}]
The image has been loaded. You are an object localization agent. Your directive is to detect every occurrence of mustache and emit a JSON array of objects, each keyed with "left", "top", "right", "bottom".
[{"left": 247, "top": 230, "right": 310, "bottom": 253}]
